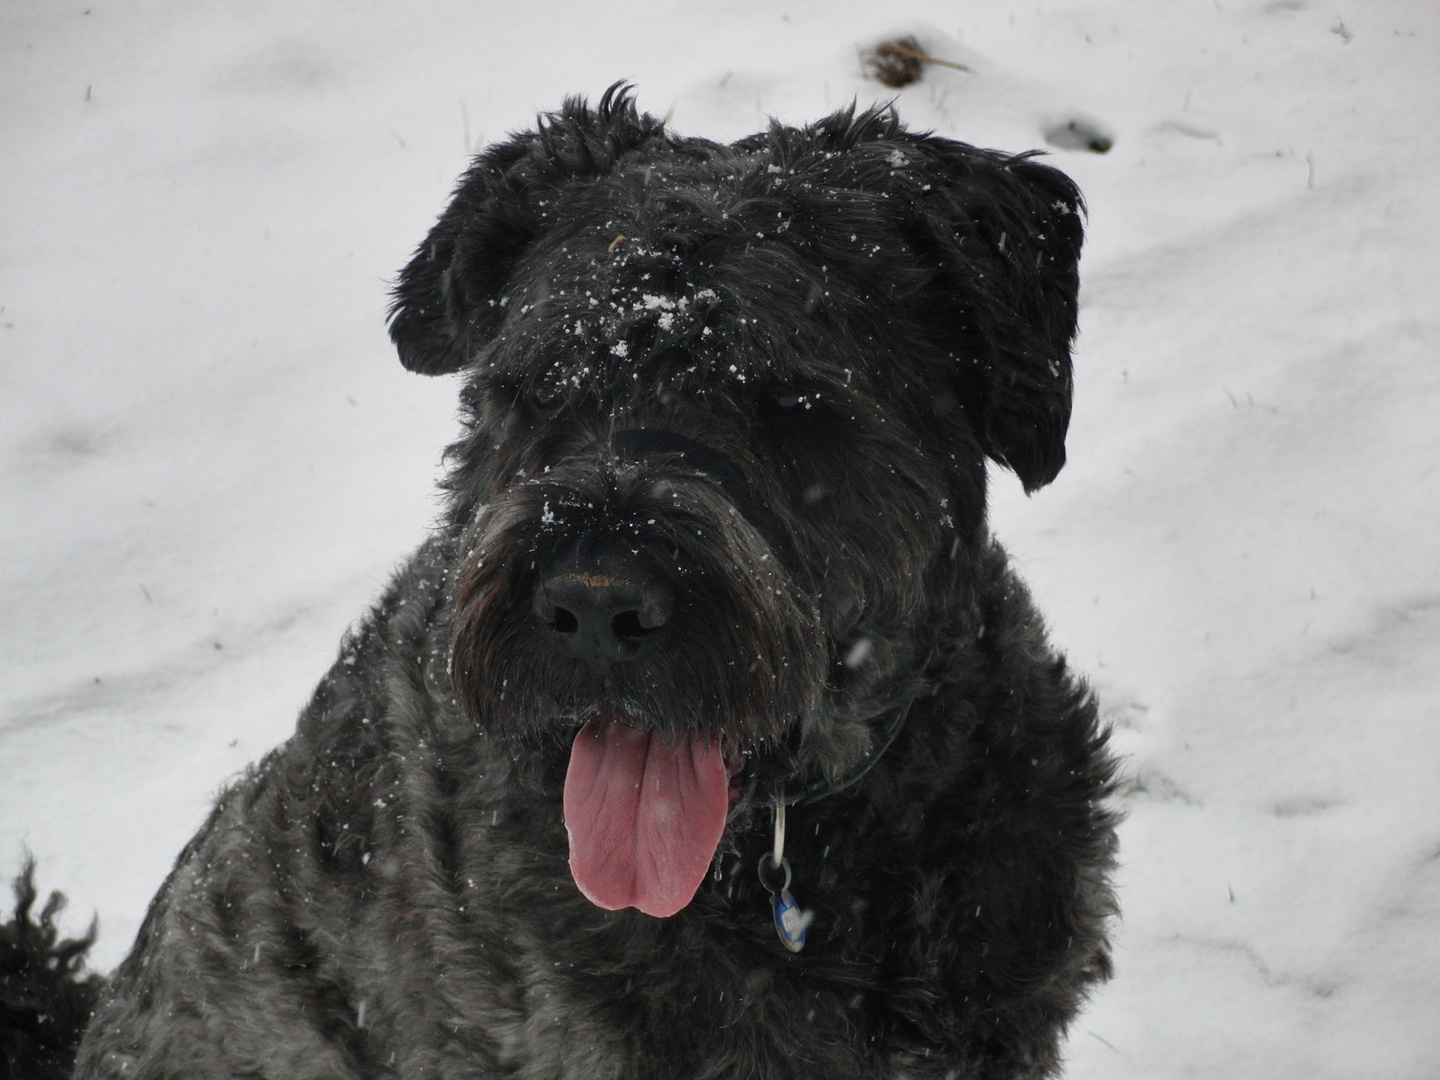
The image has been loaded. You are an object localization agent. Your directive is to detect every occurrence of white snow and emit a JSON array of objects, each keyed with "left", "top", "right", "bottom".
[{"left": 3, "top": 1, "right": 1439, "bottom": 1076}]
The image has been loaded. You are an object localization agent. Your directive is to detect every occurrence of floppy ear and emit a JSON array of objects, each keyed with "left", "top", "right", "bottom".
[
  {"left": 904, "top": 137, "right": 1085, "bottom": 492},
  {"left": 387, "top": 141, "right": 536, "bottom": 375},
  {"left": 388, "top": 86, "right": 668, "bottom": 375}
]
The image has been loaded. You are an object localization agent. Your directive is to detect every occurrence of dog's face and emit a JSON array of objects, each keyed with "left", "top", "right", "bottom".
[{"left": 388, "top": 91, "right": 1083, "bottom": 918}]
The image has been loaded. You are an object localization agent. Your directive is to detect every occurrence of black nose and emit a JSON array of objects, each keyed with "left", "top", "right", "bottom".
[{"left": 533, "top": 549, "right": 674, "bottom": 669}]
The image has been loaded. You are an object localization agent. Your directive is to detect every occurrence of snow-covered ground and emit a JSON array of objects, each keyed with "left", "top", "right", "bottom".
[{"left": 3, "top": 1, "right": 1437, "bottom": 1075}]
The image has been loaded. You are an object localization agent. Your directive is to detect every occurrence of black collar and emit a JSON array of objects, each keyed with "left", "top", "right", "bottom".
[{"left": 789, "top": 699, "right": 914, "bottom": 805}]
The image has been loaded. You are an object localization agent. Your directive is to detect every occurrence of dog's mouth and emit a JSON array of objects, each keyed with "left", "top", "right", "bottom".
[{"left": 562, "top": 720, "right": 747, "bottom": 918}]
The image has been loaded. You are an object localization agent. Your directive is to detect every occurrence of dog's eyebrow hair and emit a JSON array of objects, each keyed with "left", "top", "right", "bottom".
[{"left": 574, "top": 428, "right": 799, "bottom": 571}]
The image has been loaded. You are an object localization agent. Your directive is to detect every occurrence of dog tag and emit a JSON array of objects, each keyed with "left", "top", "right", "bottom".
[
  {"left": 760, "top": 800, "right": 809, "bottom": 952},
  {"left": 772, "top": 885, "right": 808, "bottom": 953}
]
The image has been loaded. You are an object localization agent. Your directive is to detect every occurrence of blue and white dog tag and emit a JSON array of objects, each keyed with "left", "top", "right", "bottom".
[
  {"left": 760, "top": 800, "right": 811, "bottom": 953},
  {"left": 772, "top": 885, "right": 809, "bottom": 953}
]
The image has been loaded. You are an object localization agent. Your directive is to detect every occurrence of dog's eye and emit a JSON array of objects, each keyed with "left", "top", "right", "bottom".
[
  {"left": 528, "top": 384, "right": 563, "bottom": 413},
  {"left": 757, "top": 386, "right": 821, "bottom": 418},
  {"left": 495, "top": 379, "right": 562, "bottom": 416},
  {"left": 480, "top": 379, "right": 561, "bottom": 430}
]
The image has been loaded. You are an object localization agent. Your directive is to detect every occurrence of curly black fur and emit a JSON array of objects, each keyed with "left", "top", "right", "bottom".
[
  {"left": 1, "top": 861, "right": 103, "bottom": 1080},
  {"left": 70, "top": 89, "right": 1117, "bottom": 1079}
]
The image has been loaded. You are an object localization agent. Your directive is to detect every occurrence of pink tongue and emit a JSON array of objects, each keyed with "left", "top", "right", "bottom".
[{"left": 563, "top": 722, "right": 729, "bottom": 918}]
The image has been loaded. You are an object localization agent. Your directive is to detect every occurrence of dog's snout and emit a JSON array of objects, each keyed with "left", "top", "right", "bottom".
[{"left": 533, "top": 552, "right": 674, "bottom": 668}]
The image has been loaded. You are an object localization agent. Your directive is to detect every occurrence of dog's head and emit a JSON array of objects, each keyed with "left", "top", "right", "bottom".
[{"left": 389, "top": 88, "right": 1083, "bottom": 917}]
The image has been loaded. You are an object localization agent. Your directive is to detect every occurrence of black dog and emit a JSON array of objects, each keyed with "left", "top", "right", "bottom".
[{"left": 63, "top": 89, "right": 1116, "bottom": 1079}]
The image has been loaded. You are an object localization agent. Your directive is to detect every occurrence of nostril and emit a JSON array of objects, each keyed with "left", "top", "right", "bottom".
[
  {"left": 611, "top": 610, "right": 657, "bottom": 641},
  {"left": 550, "top": 606, "right": 579, "bottom": 635}
]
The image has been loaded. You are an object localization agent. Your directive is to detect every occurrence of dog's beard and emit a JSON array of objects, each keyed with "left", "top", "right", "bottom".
[{"left": 449, "top": 464, "right": 825, "bottom": 915}]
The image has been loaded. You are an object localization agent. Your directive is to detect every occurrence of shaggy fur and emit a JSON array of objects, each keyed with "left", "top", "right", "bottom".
[
  {"left": 1, "top": 861, "right": 103, "bottom": 1080},
  {"left": 70, "top": 90, "right": 1117, "bottom": 1079}
]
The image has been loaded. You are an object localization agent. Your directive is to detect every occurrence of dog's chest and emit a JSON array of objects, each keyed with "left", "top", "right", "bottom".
[
  {"left": 437, "top": 813, "right": 924, "bottom": 1080},
  {"left": 493, "top": 950, "right": 889, "bottom": 1080}
]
